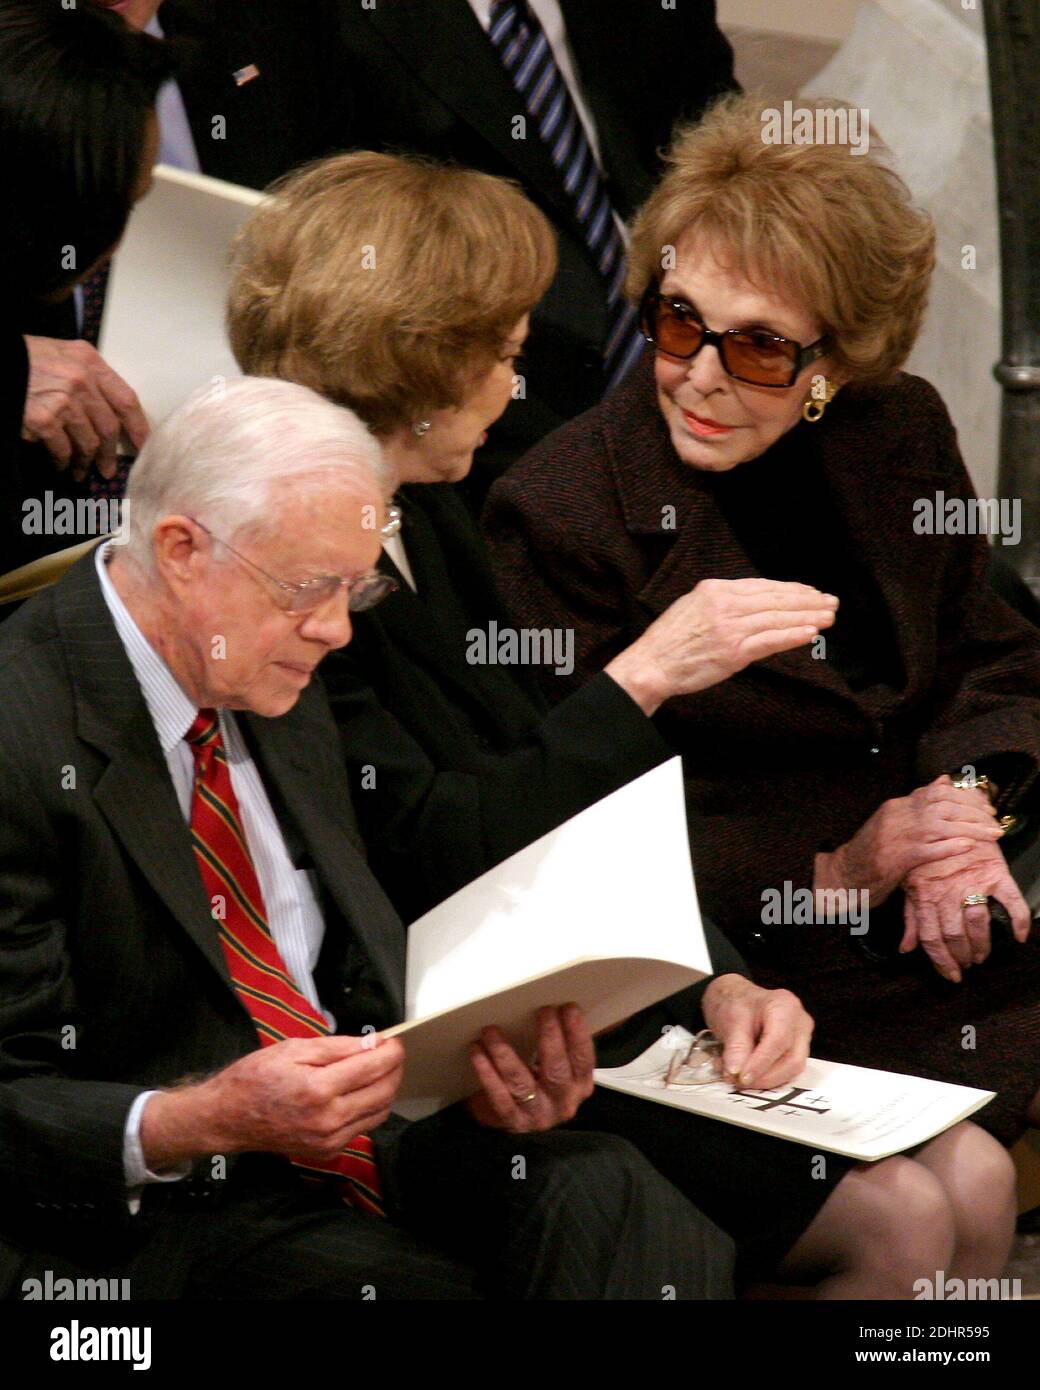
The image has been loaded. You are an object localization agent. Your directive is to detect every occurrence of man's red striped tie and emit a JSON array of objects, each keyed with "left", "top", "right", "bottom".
[{"left": 185, "top": 709, "right": 384, "bottom": 1215}]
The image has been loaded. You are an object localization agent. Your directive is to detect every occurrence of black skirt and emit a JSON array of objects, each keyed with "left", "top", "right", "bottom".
[{"left": 581, "top": 1002, "right": 853, "bottom": 1286}]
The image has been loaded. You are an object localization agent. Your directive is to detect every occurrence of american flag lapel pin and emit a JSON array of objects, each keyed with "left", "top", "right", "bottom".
[{"left": 232, "top": 63, "right": 261, "bottom": 87}]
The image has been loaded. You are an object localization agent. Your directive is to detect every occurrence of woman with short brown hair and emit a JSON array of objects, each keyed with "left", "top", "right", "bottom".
[{"left": 229, "top": 151, "right": 557, "bottom": 438}]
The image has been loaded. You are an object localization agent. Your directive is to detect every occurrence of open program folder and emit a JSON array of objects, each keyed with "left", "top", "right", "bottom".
[
  {"left": 98, "top": 165, "right": 264, "bottom": 429},
  {"left": 595, "top": 1027, "right": 994, "bottom": 1161},
  {"left": 385, "top": 758, "right": 712, "bottom": 1119}
]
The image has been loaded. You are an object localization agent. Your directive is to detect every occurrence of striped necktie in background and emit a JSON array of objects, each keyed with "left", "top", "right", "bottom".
[
  {"left": 487, "top": 0, "right": 645, "bottom": 389},
  {"left": 79, "top": 264, "right": 110, "bottom": 348},
  {"left": 186, "top": 710, "right": 385, "bottom": 1216}
]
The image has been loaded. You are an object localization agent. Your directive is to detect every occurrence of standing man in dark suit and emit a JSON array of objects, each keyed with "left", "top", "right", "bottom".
[
  {"left": 20, "top": 0, "right": 347, "bottom": 487},
  {"left": 330, "top": 0, "right": 738, "bottom": 496},
  {"left": 154, "top": 0, "right": 348, "bottom": 191},
  {"left": 0, "top": 375, "right": 734, "bottom": 1300},
  {"left": 1, "top": 2, "right": 168, "bottom": 576}
]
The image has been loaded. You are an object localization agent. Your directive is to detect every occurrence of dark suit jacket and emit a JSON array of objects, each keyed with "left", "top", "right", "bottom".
[
  {"left": 0, "top": 552, "right": 402, "bottom": 1289},
  {"left": 318, "top": 482, "right": 747, "bottom": 1029},
  {"left": 160, "top": 0, "right": 348, "bottom": 191},
  {"left": 0, "top": 327, "right": 49, "bottom": 579},
  {"left": 485, "top": 353, "right": 1040, "bottom": 940},
  {"left": 330, "top": 0, "right": 737, "bottom": 486},
  {"left": 2, "top": 326, "right": 27, "bottom": 439},
  {"left": 8, "top": 1, "right": 350, "bottom": 578}
]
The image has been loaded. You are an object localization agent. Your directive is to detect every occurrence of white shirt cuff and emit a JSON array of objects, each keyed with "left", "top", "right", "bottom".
[{"left": 123, "top": 1090, "right": 191, "bottom": 1214}]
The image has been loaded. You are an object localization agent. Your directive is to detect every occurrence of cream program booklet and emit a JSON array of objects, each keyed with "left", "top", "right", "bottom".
[
  {"left": 386, "top": 759, "right": 711, "bottom": 1119},
  {"left": 594, "top": 1027, "right": 994, "bottom": 1161},
  {"left": 98, "top": 164, "right": 265, "bottom": 429}
]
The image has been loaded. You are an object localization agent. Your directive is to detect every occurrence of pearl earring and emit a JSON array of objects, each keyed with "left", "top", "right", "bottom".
[{"left": 412, "top": 419, "right": 432, "bottom": 437}]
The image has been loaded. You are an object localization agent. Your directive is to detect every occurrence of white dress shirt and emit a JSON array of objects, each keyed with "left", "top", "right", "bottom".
[
  {"left": 95, "top": 545, "right": 330, "bottom": 1199},
  {"left": 381, "top": 531, "right": 417, "bottom": 592},
  {"left": 146, "top": 15, "right": 203, "bottom": 175}
]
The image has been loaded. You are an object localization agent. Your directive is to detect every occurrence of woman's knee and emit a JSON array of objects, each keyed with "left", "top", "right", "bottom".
[
  {"left": 917, "top": 1122, "right": 1017, "bottom": 1224},
  {"left": 959, "top": 1124, "right": 1016, "bottom": 1203},
  {"left": 825, "top": 1157, "right": 956, "bottom": 1278}
]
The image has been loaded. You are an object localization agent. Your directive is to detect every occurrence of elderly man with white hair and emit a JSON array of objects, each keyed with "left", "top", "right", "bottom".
[{"left": 0, "top": 376, "right": 734, "bottom": 1301}]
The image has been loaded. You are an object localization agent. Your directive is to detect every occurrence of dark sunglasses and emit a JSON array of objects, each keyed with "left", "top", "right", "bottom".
[{"left": 639, "top": 286, "right": 831, "bottom": 388}]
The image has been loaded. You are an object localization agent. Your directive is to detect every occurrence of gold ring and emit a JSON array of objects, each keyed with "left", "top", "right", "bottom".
[
  {"left": 962, "top": 893, "right": 988, "bottom": 908},
  {"left": 514, "top": 1091, "right": 538, "bottom": 1106},
  {"left": 952, "top": 774, "right": 989, "bottom": 791}
]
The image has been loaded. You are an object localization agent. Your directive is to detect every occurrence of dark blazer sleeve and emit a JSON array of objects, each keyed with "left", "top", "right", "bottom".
[
  {"left": 324, "top": 662, "right": 672, "bottom": 919},
  {"left": 2, "top": 325, "right": 28, "bottom": 441},
  {"left": 909, "top": 386, "right": 1040, "bottom": 811},
  {"left": 0, "top": 737, "right": 144, "bottom": 1220},
  {"left": 162, "top": 0, "right": 350, "bottom": 191}
]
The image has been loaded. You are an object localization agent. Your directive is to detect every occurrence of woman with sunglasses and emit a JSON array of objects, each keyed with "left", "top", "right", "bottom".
[
  {"left": 487, "top": 94, "right": 1040, "bottom": 1151},
  {"left": 228, "top": 146, "right": 1019, "bottom": 1298}
]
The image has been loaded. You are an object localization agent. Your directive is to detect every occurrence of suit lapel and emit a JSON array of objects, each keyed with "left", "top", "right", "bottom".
[
  {"left": 56, "top": 557, "right": 234, "bottom": 991},
  {"left": 363, "top": 0, "right": 590, "bottom": 239},
  {"left": 375, "top": 488, "right": 544, "bottom": 727},
  {"left": 56, "top": 554, "right": 406, "bottom": 1019},
  {"left": 376, "top": 518, "right": 482, "bottom": 709},
  {"left": 161, "top": 0, "right": 275, "bottom": 188}
]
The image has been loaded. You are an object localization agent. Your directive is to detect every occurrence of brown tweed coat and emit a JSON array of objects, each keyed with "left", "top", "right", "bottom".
[{"left": 485, "top": 352, "right": 1040, "bottom": 1142}]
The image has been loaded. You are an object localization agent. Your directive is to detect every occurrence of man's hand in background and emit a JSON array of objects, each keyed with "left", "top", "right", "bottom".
[{"left": 22, "top": 335, "right": 149, "bottom": 481}]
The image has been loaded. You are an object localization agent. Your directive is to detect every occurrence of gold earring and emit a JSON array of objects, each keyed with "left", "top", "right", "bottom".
[{"left": 802, "top": 382, "right": 838, "bottom": 424}]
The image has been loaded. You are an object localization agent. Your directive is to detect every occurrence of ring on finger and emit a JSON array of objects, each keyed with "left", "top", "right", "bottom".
[
  {"left": 512, "top": 1090, "right": 538, "bottom": 1106},
  {"left": 952, "top": 774, "right": 989, "bottom": 792},
  {"left": 961, "top": 893, "right": 988, "bottom": 908}
]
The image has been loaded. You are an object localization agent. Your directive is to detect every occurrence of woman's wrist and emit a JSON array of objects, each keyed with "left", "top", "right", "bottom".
[
  {"left": 813, "top": 847, "right": 846, "bottom": 894},
  {"left": 603, "top": 649, "right": 668, "bottom": 717}
]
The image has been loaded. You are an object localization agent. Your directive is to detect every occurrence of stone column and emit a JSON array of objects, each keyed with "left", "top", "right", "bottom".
[{"left": 983, "top": 0, "right": 1040, "bottom": 590}]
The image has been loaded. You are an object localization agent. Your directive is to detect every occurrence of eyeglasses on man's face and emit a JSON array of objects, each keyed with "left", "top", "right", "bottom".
[
  {"left": 639, "top": 285, "right": 831, "bottom": 389},
  {"left": 190, "top": 519, "right": 398, "bottom": 615}
]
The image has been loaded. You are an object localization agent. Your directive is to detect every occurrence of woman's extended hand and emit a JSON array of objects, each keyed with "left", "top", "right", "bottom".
[
  {"left": 900, "top": 841, "right": 1031, "bottom": 982},
  {"left": 701, "top": 973, "right": 814, "bottom": 1090},
  {"left": 604, "top": 577, "right": 838, "bottom": 716},
  {"left": 814, "top": 775, "right": 1005, "bottom": 908}
]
